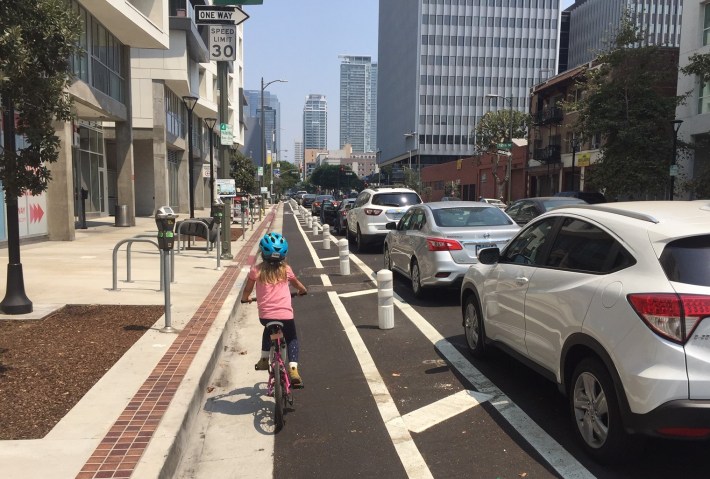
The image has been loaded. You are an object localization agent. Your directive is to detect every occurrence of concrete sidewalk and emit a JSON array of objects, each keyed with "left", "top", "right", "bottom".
[{"left": 0, "top": 205, "right": 280, "bottom": 479}]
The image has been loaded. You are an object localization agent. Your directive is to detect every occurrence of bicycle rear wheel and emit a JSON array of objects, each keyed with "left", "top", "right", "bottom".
[{"left": 273, "top": 361, "right": 285, "bottom": 431}]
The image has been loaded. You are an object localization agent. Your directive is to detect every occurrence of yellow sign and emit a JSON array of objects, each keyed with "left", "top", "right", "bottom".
[
  {"left": 456, "top": 159, "right": 463, "bottom": 170},
  {"left": 266, "top": 150, "right": 272, "bottom": 165},
  {"left": 577, "top": 153, "right": 591, "bottom": 167}
]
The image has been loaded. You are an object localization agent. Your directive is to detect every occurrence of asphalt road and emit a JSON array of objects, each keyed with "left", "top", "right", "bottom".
[{"left": 180, "top": 203, "right": 710, "bottom": 479}]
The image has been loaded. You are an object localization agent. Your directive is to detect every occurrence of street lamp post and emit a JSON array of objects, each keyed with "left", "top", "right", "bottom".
[
  {"left": 404, "top": 131, "right": 417, "bottom": 191},
  {"left": 670, "top": 119, "right": 683, "bottom": 201},
  {"left": 204, "top": 117, "right": 217, "bottom": 203},
  {"left": 260, "top": 77, "right": 287, "bottom": 220},
  {"left": 182, "top": 95, "right": 199, "bottom": 218},
  {"left": 485, "top": 94, "right": 514, "bottom": 203}
]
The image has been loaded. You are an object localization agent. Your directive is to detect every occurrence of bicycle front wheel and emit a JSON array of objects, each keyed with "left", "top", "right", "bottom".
[{"left": 273, "top": 361, "right": 285, "bottom": 432}]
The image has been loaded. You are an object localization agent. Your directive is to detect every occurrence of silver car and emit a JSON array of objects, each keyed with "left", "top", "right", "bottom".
[{"left": 383, "top": 201, "right": 520, "bottom": 297}]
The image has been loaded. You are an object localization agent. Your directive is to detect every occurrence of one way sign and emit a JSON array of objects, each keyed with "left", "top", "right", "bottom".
[{"left": 194, "top": 5, "right": 249, "bottom": 25}]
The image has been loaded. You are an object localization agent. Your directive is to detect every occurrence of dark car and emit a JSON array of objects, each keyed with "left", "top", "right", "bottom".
[
  {"left": 320, "top": 198, "right": 340, "bottom": 227},
  {"left": 554, "top": 191, "right": 607, "bottom": 204},
  {"left": 301, "top": 194, "right": 317, "bottom": 208},
  {"left": 333, "top": 198, "right": 356, "bottom": 235},
  {"left": 505, "top": 196, "right": 586, "bottom": 225},
  {"left": 312, "top": 194, "right": 336, "bottom": 216}
]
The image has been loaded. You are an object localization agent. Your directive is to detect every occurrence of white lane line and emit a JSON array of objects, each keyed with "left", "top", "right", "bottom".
[
  {"left": 328, "top": 291, "right": 434, "bottom": 479},
  {"left": 348, "top": 254, "right": 595, "bottom": 479},
  {"left": 401, "top": 390, "right": 491, "bottom": 434},
  {"left": 319, "top": 256, "right": 339, "bottom": 261},
  {"left": 292, "top": 210, "right": 323, "bottom": 269},
  {"left": 338, "top": 289, "right": 378, "bottom": 298},
  {"left": 320, "top": 274, "right": 332, "bottom": 287}
]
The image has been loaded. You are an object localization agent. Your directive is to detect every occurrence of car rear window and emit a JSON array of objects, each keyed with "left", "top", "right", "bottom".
[
  {"left": 372, "top": 193, "right": 421, "bottom": 207},
  {"left": 433, "top": 206, "right": 513, "bottom": 227},
  {"left": 660, "top": 235, "right": 710, "bottom": 287}
]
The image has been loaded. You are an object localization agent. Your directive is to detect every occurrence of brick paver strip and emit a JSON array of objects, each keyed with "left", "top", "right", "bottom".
[{"left": 76, "top": 207, "right": 278, "bottom": 479}]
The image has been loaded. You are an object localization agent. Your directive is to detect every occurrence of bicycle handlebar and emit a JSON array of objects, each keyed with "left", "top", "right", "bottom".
[{"left": 240, "top": 290, "right": 307, "bottom": 304}]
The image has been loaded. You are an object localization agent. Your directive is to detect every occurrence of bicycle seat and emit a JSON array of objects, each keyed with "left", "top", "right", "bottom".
[{"left": 265, "top": 321, "right": 284, "bottom": 331}]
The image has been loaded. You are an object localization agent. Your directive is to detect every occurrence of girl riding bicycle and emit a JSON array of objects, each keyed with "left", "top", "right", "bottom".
[{"left": 241, "top": 232, "right": 308, "bottom": 386}]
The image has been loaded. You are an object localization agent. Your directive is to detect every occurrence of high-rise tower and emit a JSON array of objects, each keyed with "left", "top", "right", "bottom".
[
  {"left": 303, "top": 94, "right": 327, "bottom": 150},
  {"left": 339, "top": 55, "right": 378, "bottom": 153},
  {"left": 377, "top": 0, "right": 559, "bottom": 168}
]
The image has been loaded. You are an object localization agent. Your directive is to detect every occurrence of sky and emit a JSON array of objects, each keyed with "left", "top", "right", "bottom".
[{"left": 242, "top": 0, "right": 574, "bottom": 163}]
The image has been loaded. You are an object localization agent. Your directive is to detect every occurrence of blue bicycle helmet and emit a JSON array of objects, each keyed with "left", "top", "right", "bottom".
[{"left": 259, "top": 232, "right": 289, "bottom": 262}]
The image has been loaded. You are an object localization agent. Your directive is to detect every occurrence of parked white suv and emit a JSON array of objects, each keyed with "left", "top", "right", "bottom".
[
  {"left": 346, "top": 187, "right": 422, "bottom": 251},
  {"left": 460, "top": 201, "right": 710, "bottom": 464}
]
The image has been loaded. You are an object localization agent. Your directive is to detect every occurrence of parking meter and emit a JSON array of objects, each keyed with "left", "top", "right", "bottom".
[
  {"left": 155, "top": 206, "right": 178, "bottom": 251},
  {"left": 240, "top": 198, "right": 248, "bottom": 213},
  {"left": 211, "top": 201, "right": 223, "bottom": 226}
]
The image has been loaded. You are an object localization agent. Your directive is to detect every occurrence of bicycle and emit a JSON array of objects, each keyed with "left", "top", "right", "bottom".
[{"left": 241, "top": 291, "right": 305, "bottom": 431}]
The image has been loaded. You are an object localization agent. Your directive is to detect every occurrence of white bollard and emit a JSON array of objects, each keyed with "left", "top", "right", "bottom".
[
  {"left": 377, "top": 269, "right": 394, "bottom": 329},
  {"left": 323, "top": 226, "right": 331, "bottom": 249},
  {"left": 338, "top": 239, "right": 350, "bottom": 276},
  {"left": 312, "top": 219, "right": 319, "bottom": 236},
  {"left": 306, "top": 215, "right": 312, "bottom": 229}
]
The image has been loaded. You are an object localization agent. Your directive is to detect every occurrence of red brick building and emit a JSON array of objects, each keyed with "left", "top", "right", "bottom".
[{"left": 420, "top": 144, "right": 528, "bottom": 203}]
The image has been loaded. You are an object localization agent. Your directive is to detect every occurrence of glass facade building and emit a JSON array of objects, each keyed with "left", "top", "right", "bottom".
[
  {"left": 303, "top": 94, "right": 328, "bottom": 150},
  {"left": 339, "top": 55, "right": 378, "bottom": 153},
  {"left": 378, "top": 0, "right": 559, "bottom": 166}
]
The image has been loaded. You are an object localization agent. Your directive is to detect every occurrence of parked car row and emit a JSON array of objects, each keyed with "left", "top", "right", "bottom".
[{"left": 318, "top": 188, "right": 710, "bottom": 465}]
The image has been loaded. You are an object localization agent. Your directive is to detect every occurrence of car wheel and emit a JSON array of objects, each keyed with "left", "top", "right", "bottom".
[
  {"left": 354, "top": 226, "right": 365, "bottom": 253},
  {"left": 383, "top": 245, "right": 392, "bottom": 270},
  {"left": 411, "top": 259, "right": 424, "bottom": 298},
  {"left": 569, "top": 357, "right": 635, "bottom": 464},
  {"left": 463, "top": 295, "right": 486, "bottom": 358}
]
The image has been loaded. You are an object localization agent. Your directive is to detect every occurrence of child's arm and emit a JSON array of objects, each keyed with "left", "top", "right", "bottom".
[
  {"left": 241, "top": 278, "right": 256, "bottom": 303},
  {"left": 289, "top": 277, "right": 308, "bottom": 295}
]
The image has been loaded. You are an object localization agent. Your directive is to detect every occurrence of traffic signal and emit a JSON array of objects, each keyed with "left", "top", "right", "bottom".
[{"left": 340, "top": 165, "right": 344, "bottom": 172}]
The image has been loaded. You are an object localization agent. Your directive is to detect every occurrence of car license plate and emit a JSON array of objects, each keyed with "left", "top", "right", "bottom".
[
  {"left": 475, "top": 243, "right": 496, "bottom": 253},
  {"left": 387, "top": 209, "right": 403, "bottom": 220}
]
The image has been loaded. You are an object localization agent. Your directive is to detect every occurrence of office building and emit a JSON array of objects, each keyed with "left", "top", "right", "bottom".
[
  {"left": 303, "top": 94, "right": 327, "bottom": 150},
  {"left": 377, "top": 0, "right": 559, "bottom": 169},
  {"left": 676, "top": 0, "right": 710, "bottom": 198},
  {"left": 244, "top": 89, "right": 282, "bottom": 153},
  {"left": 562, "top": 0, "right": 683, "bottom": 71},
  {"left": 339, "top": 55, "right": 378, "bottom": 153}
]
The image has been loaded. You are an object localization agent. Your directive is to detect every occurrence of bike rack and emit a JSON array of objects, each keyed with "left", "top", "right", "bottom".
[
  {"left": 132, "top": 234, "right": 175, "bottom": 283},
  {"left": 111, "top": 238, "right": 164, "bottom": 291},
  {"left": 176, "top": 219, "right": 212, "bottom": 254}
]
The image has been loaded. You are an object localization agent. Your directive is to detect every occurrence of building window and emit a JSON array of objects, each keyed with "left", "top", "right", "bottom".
[{"left": 699, "top": 81, "right": 710, "bottom": 114}]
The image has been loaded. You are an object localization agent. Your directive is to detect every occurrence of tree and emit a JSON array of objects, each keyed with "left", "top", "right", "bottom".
[
  {"left": 475, "top": 110, "right": 530, "bottom": 152},
  {"left": 0, "top": 0, "right": 81, "bottom": 197},
  {"left": 0, "top": 0, "right": 81, "bottom": 313},
  {"left": 567, "top": 12, "right": 683, "bottom": 198},
  {"left": 230, "top": 150, "right": 256, "bottom": 194}
]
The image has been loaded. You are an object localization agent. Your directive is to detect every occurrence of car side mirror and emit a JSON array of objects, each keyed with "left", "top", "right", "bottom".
[
  {"left": 477, "top": 247, "right": 500, "bottom": 264},
  {"left": 385, "top": 221, "right": 397, "bottom": 230}
]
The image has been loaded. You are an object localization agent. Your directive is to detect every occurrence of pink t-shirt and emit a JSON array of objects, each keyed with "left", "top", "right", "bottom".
[{"left": 248, "top": 263, "right": 295, "bottom": 320}]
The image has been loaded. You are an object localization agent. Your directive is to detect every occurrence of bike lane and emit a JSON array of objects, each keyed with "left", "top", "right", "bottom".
[{"left": 277, "top": 204, "right": 564, "bottom": 479}]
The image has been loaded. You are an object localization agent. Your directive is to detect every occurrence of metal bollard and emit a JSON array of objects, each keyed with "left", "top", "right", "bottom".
[
  {"left": 323, "top": 226, "right": 331, "bottom": 249},
  {"left": 377, "top": 269, "right": 394, "bottom": 329},
  {"left": 338, "top": 239, "right": 350, "bottom": 276}
]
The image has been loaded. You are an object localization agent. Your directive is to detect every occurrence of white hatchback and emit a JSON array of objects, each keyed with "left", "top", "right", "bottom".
[
  {"left": 460, "top": 201, "right": 710, "bottom": 464},
  {"left": 346, "top": 187, "right": 422, "bottom": 251}
]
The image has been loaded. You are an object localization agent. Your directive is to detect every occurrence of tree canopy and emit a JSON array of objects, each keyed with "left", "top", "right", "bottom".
[
  {"left": 0, "top": 0, "right": 82, "bottom": 198},
  {"left": 568, "top": 12, "right": 683, "bottom": 199},
  {"left": 475, "top": 109, "right": 530, "bottom": 152},
  {"left": 229, "top": 150, "right": 256, "bottom": 194},
  {"left": 309, "top": 164, "right": 363, "bottom": 192}
]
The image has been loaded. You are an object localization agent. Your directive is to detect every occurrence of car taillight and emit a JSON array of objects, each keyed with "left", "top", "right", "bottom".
[
  {"left": 627, "top": 293, "right": 710, "bottom": 344},
  {"left": 364, "top": 208, "right": 382, "bottom": 216},
  {"left": 341, "top": 211, "right": 347, "bottom": 216},
  {"left": 426, "top": 237, "right": 463, "bottom": 251}
]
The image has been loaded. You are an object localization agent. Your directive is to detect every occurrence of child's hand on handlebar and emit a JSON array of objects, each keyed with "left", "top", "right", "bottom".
[
  {"left": 297, "top": 288, "right": 307, "bottom": 296},
  {"left": 240, "top": 297, "right": 255, "bottom": 304}
]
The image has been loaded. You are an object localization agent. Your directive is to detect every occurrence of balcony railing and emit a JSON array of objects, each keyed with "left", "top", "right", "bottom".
[
  {"left": 533, "top": 144, "right": 562, "bottom": 163},
  {"left": 533, "top": 106, "right": 564, "bottom": 126}
]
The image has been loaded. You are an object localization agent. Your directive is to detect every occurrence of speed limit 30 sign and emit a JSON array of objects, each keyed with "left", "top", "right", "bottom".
[{"left": 209, "top": 25, "right": 236, "bottom": 61}]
